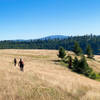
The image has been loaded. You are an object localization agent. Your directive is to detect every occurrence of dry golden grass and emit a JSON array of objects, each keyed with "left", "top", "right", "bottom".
[
  {"left": 0, "top": 49, "right": 100, "bottom": 100},
  {"left": 87, "top": 56, "right": 100, "bottom": 73}
]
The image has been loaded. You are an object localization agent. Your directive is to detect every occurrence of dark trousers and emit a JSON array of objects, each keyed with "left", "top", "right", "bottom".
[{"left": 20, "top": 65, "right": 24, "bottom": 71}]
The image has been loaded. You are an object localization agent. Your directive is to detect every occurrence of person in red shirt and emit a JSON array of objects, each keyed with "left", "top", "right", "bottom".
[{"left": 18, "top": 58, "right": 24, "bottom": 71}]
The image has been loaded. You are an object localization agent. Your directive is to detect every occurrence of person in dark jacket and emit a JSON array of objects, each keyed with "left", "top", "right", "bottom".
[
  {"left": 18, "top": 58, "right": 24, "bottom": 71},
  {"left": 14, "top": 58, "right": 17, "bottom": 66}
]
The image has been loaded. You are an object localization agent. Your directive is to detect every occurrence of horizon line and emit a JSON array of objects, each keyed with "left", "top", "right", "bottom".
[{"left": 0, "top": 34, "right": 99, "bottom": 41}]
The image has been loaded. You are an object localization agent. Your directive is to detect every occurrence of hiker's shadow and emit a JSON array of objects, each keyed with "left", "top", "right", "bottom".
[
  {"left": 51, "top": 60, "right": 61, "bottom": 65},
  {"left": 52, "top": 60, "right": 60, "bottom": 62}
]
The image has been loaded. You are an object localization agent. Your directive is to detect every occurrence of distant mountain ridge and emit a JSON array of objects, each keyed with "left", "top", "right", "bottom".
[
  {"left": 0, "top": 35, "right": 100, "bottom": 55},
  {"left": 40, "top": 35, "right": 68, "bottom": 40},
  {"left": 11, "top": 35, "right": 69, "bottom": 41}
]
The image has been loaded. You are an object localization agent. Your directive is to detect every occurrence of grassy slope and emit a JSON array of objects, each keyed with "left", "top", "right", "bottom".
[{"left": 0, "top": 50, "right": 100, "bottom": 100}]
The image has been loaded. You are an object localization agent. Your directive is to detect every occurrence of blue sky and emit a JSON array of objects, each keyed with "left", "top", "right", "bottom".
[{"left": 0, "top": 0, "right": 100, "bottom": 40}]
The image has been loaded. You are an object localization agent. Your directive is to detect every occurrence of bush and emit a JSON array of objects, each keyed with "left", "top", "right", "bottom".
[
  {"left": 72, "top": 57, "right": 79, "bottom": 72},
  {"left": 72, "top": 56, "right": 96, "bottom": 79},
  {"left": 74, "top": 56, "right": 89, "bottom": 74},
  {"left": 90, "top": 73, "right": 96, "bottom": 79},
  {"left": 61, "top": 53, "right": 97, "bottom": 80},
  {"left": 58, "top": 47, "right": 66, "bottom": 59},
  {"left": 84, "top": 67, "right": 93, "bottom": 77}
]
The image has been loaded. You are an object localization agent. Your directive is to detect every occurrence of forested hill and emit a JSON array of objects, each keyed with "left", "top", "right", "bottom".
[{"left": 0, "top": 35, "right": 100, "bottom": 54}]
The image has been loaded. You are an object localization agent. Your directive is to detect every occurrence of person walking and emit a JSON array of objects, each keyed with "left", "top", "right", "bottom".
[
  {"left": 18, "top": 58, "right": 24, "bottom": 71},
  {"left": 14, "top": 58, "right": 17, "bottom": 66}
]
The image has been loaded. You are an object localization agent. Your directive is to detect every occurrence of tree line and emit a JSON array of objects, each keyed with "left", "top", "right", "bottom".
[
  {"left": 0, "top": 35, "right": 100, "bottom": 55},
  {"left": 58, "top": 42, "right": 96, "bottom": 80},
  {"left": 58, "top": 41, "right": 96, "bottom": 79}
]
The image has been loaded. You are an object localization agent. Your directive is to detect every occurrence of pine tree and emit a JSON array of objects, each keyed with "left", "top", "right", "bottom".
[
  {"left": 73, "top": 57, "right": 79, "bottom": 72},
  {"left": 86, "top": 44, "right": 94, "bottom": 59},
  {"left": 78, "top": 56, "right": 93, "bottom": 77},
  {"left": 72, "top": 56, "right": 96, "bottom": 79},
  {"left": 58, "top": 47, "right": 66, "bottom": 59},
  {"left": 78, "top": 56, "right": 88, "bottom": 74},
  {"left": 73, "top": 41, "right": 82, "bottom": 56}
]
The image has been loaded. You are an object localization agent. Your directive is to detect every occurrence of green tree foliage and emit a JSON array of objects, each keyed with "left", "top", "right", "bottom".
[
  {"left": 78, "top": 56, "right": 90, "bottom": 75},
  {"left": 72, "top": 57, "right": 79, "bottom": 72},
  {"left": 73, "top": 41, "right": 82, "bottom": 56},
  {"left": 89, "top": 72, "right": 96, "bottom": 79},
  {"left": 58, "top": 47, "right": 66, "bottom": 59},
  {"left": 0, "top": 35, "right": 99, "bottom": 55},
  {"left": 86, "top": 44, "right": 94, "bottom": 59},
  {"left": 72, "top": 56, "right": 96, "bottom": 78}
]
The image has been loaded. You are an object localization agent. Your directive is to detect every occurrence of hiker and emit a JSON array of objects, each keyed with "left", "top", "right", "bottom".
[
  {"left": 14, "top": 58, "right": 17, "bottom": 66},
  {"left": 68, "top": 56, "right": 73, "bottom": 69},
  {"left": 18, "top": 58, "right": 24, "bottom": 71}
]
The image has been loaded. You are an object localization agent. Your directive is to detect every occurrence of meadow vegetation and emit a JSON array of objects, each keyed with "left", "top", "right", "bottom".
[
  {"left": 0, "top": 49, "right": 100, "bottom": 100},
  {"left": 58, "top": 44, "right": 100, "bottom": 81}
]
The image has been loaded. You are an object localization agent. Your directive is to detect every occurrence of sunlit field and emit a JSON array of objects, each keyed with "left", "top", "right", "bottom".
[{"left": 0, "top": 49, "right": 100, "bottom": 100}]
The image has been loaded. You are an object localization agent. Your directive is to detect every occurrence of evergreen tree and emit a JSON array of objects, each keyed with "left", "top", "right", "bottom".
[
  {"left": 86, "top": 44, "right": 94, "bottom": 59},
  {"left": 73, "top": 41, "right": 82, "bottom": 56},
  {"left": 78, "top": 56, "right": 89, "bottom": 74},
  {"left": 78, "top": 56, "right": 92, "bottom": 77},
  {"left": 72, "top": 57, "right": 79, "bottom": 72},
  {"left": 58, "top": 47, "right": 66, "bottom": 59},
  {"left": 72, "top": 56, "right": 96, "bottom": 79}
]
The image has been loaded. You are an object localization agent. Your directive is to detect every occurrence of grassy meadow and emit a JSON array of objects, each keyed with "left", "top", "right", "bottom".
[{"left": 0, "top": 50, "right": 100, "bottom": 100}]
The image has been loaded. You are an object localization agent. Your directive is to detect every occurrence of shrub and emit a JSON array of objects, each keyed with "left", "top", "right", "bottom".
[
  {"left": 74, "top": 56, "right": 89, "bottom": 74},
  {"left": 72, "top": 57, "right": 79, "bottom": 71},
  {"left": 90, "top": 72, "right": 96, "bottom": 79},
  {"left": 58, "top": 47, "right": 66, "bottom": 59},
  {"left": 72, "top": 56, "right": 96, "bottom": 79}
]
